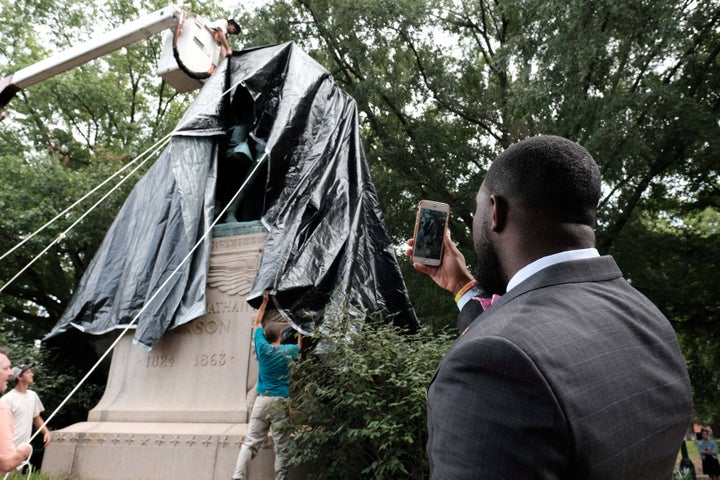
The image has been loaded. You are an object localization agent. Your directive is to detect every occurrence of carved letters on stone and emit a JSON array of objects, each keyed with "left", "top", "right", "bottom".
[{"left": 41, "top": 233, "right": 280, "bottom": 479}]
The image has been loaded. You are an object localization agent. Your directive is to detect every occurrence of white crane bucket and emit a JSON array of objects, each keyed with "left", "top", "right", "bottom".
[{"left": 157, "top": 12, "right": 226, "bottom": 93}]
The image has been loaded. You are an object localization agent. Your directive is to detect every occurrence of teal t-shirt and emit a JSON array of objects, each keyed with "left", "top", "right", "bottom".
[{"left": 254, "top": 327, "right": 300, "bottom": 397}]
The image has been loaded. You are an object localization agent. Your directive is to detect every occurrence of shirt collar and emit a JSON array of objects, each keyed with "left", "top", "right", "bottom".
[{"left": 506, "top": 248, "right": 600, "bottom": 292}]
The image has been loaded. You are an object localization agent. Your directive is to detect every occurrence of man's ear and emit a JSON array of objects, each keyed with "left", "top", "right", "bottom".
[{"left": 489, "top": 194, "right": 507, "bottom": 232}]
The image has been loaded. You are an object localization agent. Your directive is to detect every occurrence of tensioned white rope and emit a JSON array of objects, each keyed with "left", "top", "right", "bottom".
[
  {"left": 3, "top": 76, "right": 252, "bottom": 476},
  {"left": 0, "top": 142, "right": 162, "bottom": 478},
  {"left": 8, "top": 443, "right": 32, "bottom": 479},
  {"left": 24, "top": 149, "right": 269, "bottom": 455},
  {"left": 0, "top": 75, "right": 241, "bottom": 265},
  {"left": 0, "top": 149, "right": 148, "bottom": 263},
  {"left": 0, "top": 143, "right": 161, "bottom": 295},
  {"left": 0, "top": 78, "right": 239, "bottom": 295}
]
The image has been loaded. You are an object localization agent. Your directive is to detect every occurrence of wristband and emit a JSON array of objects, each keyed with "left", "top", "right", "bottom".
[{"left": 454, "top": 280, "right": 477, "bottom": 303}]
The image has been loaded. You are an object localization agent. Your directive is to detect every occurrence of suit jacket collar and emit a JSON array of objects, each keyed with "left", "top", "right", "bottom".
[
  {"left": 486, "top": 255, "right": 623, "bottom": 313},
  {"left": 506, "top": 248, "right": 600, "bottom": 291}
]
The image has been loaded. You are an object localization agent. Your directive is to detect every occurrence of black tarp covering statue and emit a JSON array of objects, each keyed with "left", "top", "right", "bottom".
[{"left": 45, "top": 42, "right": 418, "bottom": 350}]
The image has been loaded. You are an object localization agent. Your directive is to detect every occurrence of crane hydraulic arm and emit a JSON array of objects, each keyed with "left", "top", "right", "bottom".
[{"left": 0, "top": 4, "right": 225, "bottom": 119}]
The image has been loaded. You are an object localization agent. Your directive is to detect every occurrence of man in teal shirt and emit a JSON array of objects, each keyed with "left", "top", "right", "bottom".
[{"left": 232, "top": 292, "right": 301, "bottom": 480}]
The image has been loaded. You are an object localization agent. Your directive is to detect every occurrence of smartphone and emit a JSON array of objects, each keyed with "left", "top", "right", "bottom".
[{"left": 412, "top": 200, "right": 450, "bottom": 266}]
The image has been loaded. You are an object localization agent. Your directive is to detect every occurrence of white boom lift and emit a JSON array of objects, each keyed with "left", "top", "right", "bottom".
[{"left": 0, "top": 4, "right": 230, "bottom": 119}]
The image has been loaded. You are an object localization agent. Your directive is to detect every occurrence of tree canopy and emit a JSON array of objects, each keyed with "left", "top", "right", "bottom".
[
  {"left": 0, "top": 0, "right": 717, "bottom": 426},
  {"left": 0, "top": 0, "right": 225, "bottom": 428},
  {"left": 240, "top": 0, "right": 720, "bottom": 422}
]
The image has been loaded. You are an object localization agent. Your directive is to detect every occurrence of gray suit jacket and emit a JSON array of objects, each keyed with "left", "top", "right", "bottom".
[{"left": 427, "top": 256, "right": 692, "bottom": 479}]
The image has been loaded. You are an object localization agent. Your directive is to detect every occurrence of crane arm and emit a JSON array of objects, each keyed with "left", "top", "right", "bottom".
[{"left": 0, "top": 4, "right": 183, "bottom": 114}]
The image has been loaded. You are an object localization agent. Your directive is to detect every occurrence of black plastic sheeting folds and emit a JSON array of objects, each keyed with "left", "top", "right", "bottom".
[{"left": 45, "top": 42, "right": 419, "bottom": 350}]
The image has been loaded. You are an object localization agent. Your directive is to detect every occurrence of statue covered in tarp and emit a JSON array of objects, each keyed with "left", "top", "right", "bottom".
[{"left": 45, "top": 42, "right": 418, "bottom": 349}]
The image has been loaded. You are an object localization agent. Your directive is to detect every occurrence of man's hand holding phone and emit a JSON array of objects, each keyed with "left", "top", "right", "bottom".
[{"left": 407, "top": 227, "right": 475, "bottom": 297}]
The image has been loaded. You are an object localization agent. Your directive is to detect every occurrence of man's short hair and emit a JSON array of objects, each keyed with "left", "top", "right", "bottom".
[
  {"left": 485, "top": 135, "right": 601, "bottom": 225},
  {"left": 264, "top": 322, "right": 285, "bottom": 343}
]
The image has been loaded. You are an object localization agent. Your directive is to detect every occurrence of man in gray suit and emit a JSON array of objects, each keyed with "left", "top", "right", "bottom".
[{"left": 409, "top": 135, "right": 692, "bottom": 479}]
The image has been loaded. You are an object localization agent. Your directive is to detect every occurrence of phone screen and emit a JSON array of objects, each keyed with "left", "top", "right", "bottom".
[{"left": 412, "top": 201, "right": 450, "bottom": 266}]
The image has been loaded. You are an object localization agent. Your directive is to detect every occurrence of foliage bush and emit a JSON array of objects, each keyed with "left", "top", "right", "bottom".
[
  {"left": 283, "top": 318, "right": 454, "bottom": 479},
  {"left": 672, "top": 467, "right": 694, "bottom": 480}
]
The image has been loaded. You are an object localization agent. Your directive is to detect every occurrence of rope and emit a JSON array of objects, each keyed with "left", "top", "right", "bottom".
[
  {"left": 0, "top": 77, "right": 253, "bottom": 480},
  {"left": 0, "top": 144, "right": 160, "bottom": 295},
  {"left": 0, "top": 75, "right": 237, "bottom": 295},
  {"left": 0, "top": 12, "right": 231, "bottom": 267},
  {"left": 0, "top": 152, "right": 146, "bottom": 263},
  {"left": 0, "top": 23, "right": 253, "bottom": 480},
  {"left": 2, "top": 443, "right": 32, "bottom": 480},
  {"left": 2, "top": 76, "right": 249, "bottom": 473},
  {"left": 24, "top": 149, "right": 269, "bottom": 454},
  {"left": 0, "top": 132, "right": 170, "bottom": 293}
]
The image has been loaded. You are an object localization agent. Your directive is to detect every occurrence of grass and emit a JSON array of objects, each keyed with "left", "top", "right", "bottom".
[{"left": 4, "top": 471, "right": 75, "bottom": 480}]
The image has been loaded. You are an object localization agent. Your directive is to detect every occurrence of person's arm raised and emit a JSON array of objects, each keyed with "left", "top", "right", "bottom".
[{"left": 253, "top": 291, "right": 269, "bottom": 328}]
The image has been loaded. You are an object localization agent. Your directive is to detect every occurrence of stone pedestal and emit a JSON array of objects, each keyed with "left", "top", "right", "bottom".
[{"left": 42, "top": 228, "right": 299, "bottom": 480}]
